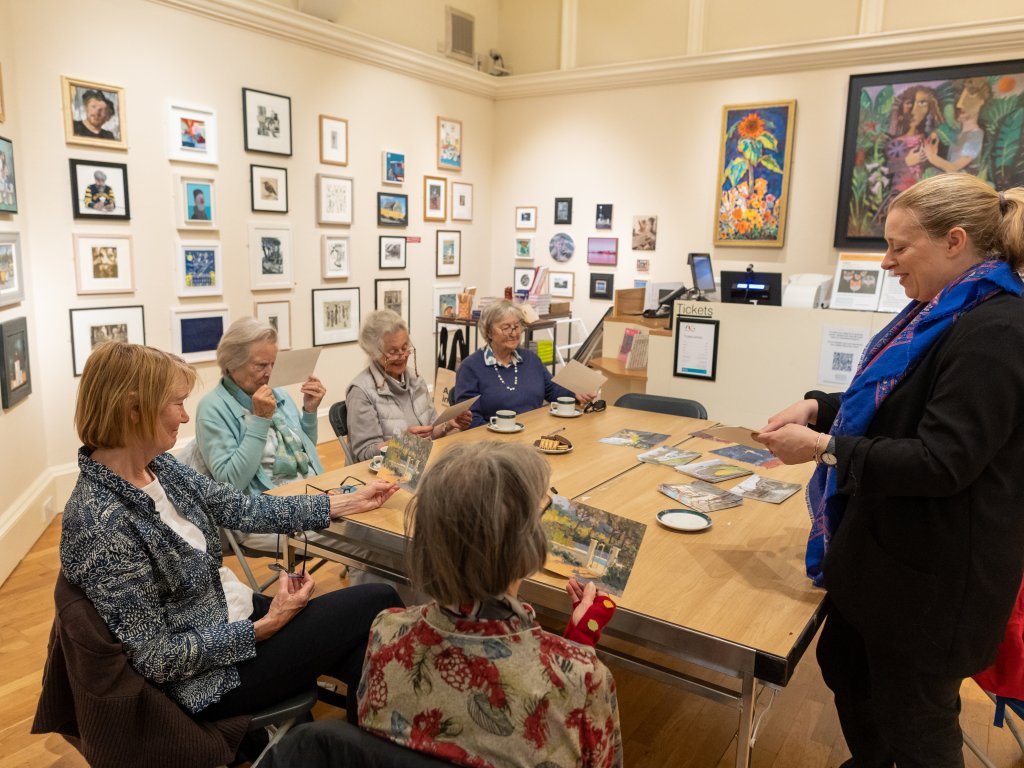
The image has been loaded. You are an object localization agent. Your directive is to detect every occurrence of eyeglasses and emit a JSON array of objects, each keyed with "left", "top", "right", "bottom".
[
  {"left": 497, "top": 323, "right": 522, "bottom": 334},
  {"left": 383, "top": 345, "right": 415, "bottom": 361},
  {"left": 583, "top": 399, "right": 607, "bottom": 414},
  {"left": 270, "top": 529, "right": 308, "bottom": 580},
  {"left": 305, "top": 476, "right": 366, "bottom": 495}
]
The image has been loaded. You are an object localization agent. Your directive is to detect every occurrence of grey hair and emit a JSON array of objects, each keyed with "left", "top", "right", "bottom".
[
  {"left": 406, "top": 442, "right": 550, "bottom": 605},
  {"left": 216, "top": 317, "right": 277, "bottom": 376},
  {"left": 478, "top": 300, "right": 525, "bottom": 345},
  {"left": 358, "top": 309, "right": 408, "bottom": 359}
]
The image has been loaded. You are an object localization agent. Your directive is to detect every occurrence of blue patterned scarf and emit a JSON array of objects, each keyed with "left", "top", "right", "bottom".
[
  {"left": 805, "top": 259, "right": 1022, "bottom": 586},
  {"left": 222, "top": 377, "right": 310, "bottom": 479}
]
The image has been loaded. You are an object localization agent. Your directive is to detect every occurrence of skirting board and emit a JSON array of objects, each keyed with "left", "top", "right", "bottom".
[{"left": 0, "top": 462, "right": 76, "bottom": 588}]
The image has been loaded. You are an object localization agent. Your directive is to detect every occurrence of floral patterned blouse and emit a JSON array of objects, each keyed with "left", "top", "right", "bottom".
[{"left": 357, "top": 597, "right": 622, "bottom": 768}]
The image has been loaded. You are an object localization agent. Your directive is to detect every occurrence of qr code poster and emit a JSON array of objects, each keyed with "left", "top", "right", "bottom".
[{"left": 819, "top": 326, "right": 870, "bottom": 387}]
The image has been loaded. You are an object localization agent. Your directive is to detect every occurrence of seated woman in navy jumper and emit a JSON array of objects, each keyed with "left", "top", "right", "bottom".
[{"left": 452, "top": 300, "right": 595, "bottom": 428}]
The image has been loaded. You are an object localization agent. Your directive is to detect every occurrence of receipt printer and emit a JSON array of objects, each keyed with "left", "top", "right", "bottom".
[{"left": 783, "top": 273, "right": 833, "bottom": 309}]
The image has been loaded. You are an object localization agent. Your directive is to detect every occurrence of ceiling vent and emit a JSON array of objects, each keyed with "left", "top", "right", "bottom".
[{"left": 445, "top": 6, "right": 475, "bottom": 65}]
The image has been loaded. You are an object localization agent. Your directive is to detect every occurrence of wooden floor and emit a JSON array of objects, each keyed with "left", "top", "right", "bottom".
[{"left": 2, "top": 439, "right": 1022, "bottom": 766}]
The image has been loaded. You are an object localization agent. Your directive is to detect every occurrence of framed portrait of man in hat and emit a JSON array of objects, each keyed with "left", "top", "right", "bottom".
[{"left": 61, "top": 76, "right": 127, "bottom": 150}]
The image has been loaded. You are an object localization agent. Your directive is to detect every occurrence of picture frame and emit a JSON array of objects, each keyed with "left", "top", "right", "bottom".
[
  {"left": 242, "top": 87, "right": 292, "bottom": 156},
  {"left": 515, "top": 206, "right": 537, "bottom": 231},
  {"left": 375, "top": 278, "right": 411, "bottom": 328},
  {"left": 513, "top": 266, "right": 535, "bottom": 293},
  {"left": 636, "top": 258, "right": 651, "bottom": 273},
  {"left": 632, "top": 215, "right": 658, "bottom": 251},
  {"left": 171, "top": 305, "right": 228, "bottom": 363},
  {"left": 714, "top": 100, "right": 796, "bottom": 247},
  {"left": 554, "top": 197, "right": 572, "bottom": 225},
  {"left": 317, "top": 173, "right": 353, "bottom": 225},
  {"left": 835, "top": 59, "right": 1024, "bottom": 249},
  {"left": 382, "top": 151, "right": 405, "bottom": 185},
  {"left": 437, "top": 116, "right": 462, "bottom": 171},
  {"left": 377, "top": 192, "right": 408, "bottom": 226},
  {"left": 587, "top": 236, "right": 618, "bottom": 266},
  {"left": 312, "top": 287, "right": 360, "bottom": 346},
  {"left": 435, "top": 229, "right": 461, "bottom": 277},
  {"left": 249, "top": 224, "right": 292, "bottom": 290},
  {"left": 319, "top": 115, "right": 348, "bottom": 166},
  {"left": 549, "top": 232, "right": 575, "bottom": 263},
  {"left": 250, "top": 164, "right": 288, "bottom": 213},
  {"left": 61, "top": 76, "right": 126, "bottom": 150},
  {"left": 175, "top": 175, "right": 216, "bottom": 228},
  {"left": 595, "top": 204, "right": 613, "bottom": 230},
  {"left": 322, "top": 235, "right": 351, "bottom": 278},
  {"left": 255, "top": 300, "right": 292, "bottom": 349},
  {"left": 0, "top": 232, "right": 24, "bottom": 307},
  {"left": 424, "top": 175, "right": 447, "bottom": 222},
  {"left": 0, "top": 135, "right": 17, "bottom": 213},
  {"left": 673, "top": 316, "right": 720, "bottom": 381},
  {"left": 515, "top": 237, "right": 533, "bottom": 260},
  {"left": 379, "top": 236, "right": 407, "bottom": 270},
  {"left": 73, "top": 234, "right": 135, "bottom": 294},
  {"left": 549, "top": 271, "right": 575, "bottom": 298},
  {"left": 167, "top": 103, "right": 218, "bottom": 165},
  {"left": 589, "top": 272, "right": 615, "bottom": 300},
  {"left": 69, "top": 159, "right": 130, "bottom": 220},
  {"left": 175, "top": 242, "right": 222, "bottom": 297},
  {"left": 433, "top": 283, "right": 463, "bottom": 318},
  {"left": 69, "top": 305, "right": 145, "bottom": 376},
  {"left": 451, "top": 181, "right": 473, "bottom": 221},
  {"left": 0, "top": 316, "right": 30, "bottom": 409}
]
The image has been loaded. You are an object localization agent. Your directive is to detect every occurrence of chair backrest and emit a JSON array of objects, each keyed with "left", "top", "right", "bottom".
[
  {"left": 328, "top": 401, "right": 357, "bottom": 465},
  {"left": 264, "top": 719, "right": 454, "bottom": 767},
  {"left": 615, "top": 392, "right": 708, "bottom": 419}
]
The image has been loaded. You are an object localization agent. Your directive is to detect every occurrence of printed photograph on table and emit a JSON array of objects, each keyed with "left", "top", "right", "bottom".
[
  {"left": 242, "top": 87, "right": 291, "bottom": 155},
  {"left": 321, "top": 235, "right": 350, "bottom": 279},
  {"left": 632, "top": 215, "right": 658, "bottom": 250},
  {"left": 513, "top": 266, "right": 534, "bottom": 293},
  {"left": 175, "top": 175, "right": 216, "bottom": 228},
  {"left": 0, "top": 232, "right": 24, "bottom": 306},
  {"left": 548, "top": 271, "right": 574, "bottom": 298},
  {"left": 554, "top": 197, "right": 572, "bottom": 225},
  {"left": 250, "top": 164, "right": 287, "bottom": 213},
  {"left": 312, "top": 287, "right": 360, "bottom": 346},
  {"left": 599, "top": 428, "right": 670, "bottom": 449},
  {"left": 424, "top": 175, "right": 447, "bottom": 222},
  {"left": 377, "top": 192, "right": 408, "bottom": 226},
  {"left": 435, "top": 229, "right": 461, "bottom": 277},
  {"left": 515, "top": 205, "right": 537, "bottom": 231},
  {"left": 678, "top": 459, "right": 753, "bottom": 483},
  {"left": 317, "top": 174, "right": 353, "bottom": 225},
  {"left": 249, "top": 224, "right": 292, "bottom": 290},
  {"left": 657, "top": 480, "right": 742, "bottom": 513},
  {"left": 451, "top": 181, "right": 473, "bottom": 221},
  {"left": 73, "top": 234, "right": 134, "bottom": 295},
  {"left": 589, "top": 272, "right": 614, "bottom": 300},
  {"left": 69, "top": 159, "right": 130, "bottom": 220},
  {"left": 378, "top": 236, "right": 406, "bottom": 270},
  {"left": 433, "top": 283, "right": 462, "bottom": 318},
  {"left": 437, "top": 116, "right": 462, "bottom": 171},
  {"left": 0, "top": 135, "right": 17, "bottom": 213},
  {"left": 714, "top": 100, "right": 796, "bottom": 247},
  {"left": 549, "top": 232, "right": 575, "bottom": 263},
  {"left": 171, "top": 306, "right": 228, "bottom": 363},
  {"left": 375, "top": 277, "right": 411, "bottom": 328},
  {"left": 595, "top": 203, "right": 613, "bottom": 229},
  {"left": 378, "top": 431, "right": 433, "bottom": 492},
  {"left": 0, "top": 317, "right": 30, "bottom": 409},
  {"left": 587, "top": 237, "right": 618, "bottom": 266},
  {"left": 515, "top": 237, "right": 533, "bottom": 260},
  {"left": 69, "top": 305, "right": 145, "bottom": 376},
  {"left": 637, "top": 446, "right": 701, "bottom": 467},
  {"left": 255, "top": 300, "right": 291, "bottom": 349},
  {"left": 710, "top": 443, "right": 779, "bottom": 468},
  {"left": 730, "top": 474, "right": 802, "bottom": 504},
  {"left": 319, "top": 115, "right": 348, "bottom": 166},
  {"left": 381, "top": 151, "right": 405, "bottom": 184},
  {"left": 61, "top": 76, "right": 126, "bottom": 150},
  {"left": 835, "top": 59, "right": 1024, "bottom": 249},
  {"left": 167, "top": 104, "right": 217, "bottom": 164},
  {"left": 176, "top": 243, "right": 222, "bottom": 297}
]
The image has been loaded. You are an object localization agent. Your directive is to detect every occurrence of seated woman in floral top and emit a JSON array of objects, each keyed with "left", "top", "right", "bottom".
[{"left": 357, "top": 442, "right": 622, "bottom": 767}]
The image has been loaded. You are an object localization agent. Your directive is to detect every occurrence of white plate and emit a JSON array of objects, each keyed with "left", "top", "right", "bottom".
[
  {"left": 487, "top": 422, "right": 525, "bottom": 434},
  {"left": 657, "top": 509, "right": 712, "bottom": 532},
  {"left": 549, "top": 408, "right": 583, "bottom": 418}
]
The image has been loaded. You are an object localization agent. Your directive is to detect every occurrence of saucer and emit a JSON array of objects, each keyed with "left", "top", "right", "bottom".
[
  {"left": 549, "top": 407, "right": 583, "bottom": 418},
  {"left": 487, "top": 422, "right": 525, "bottom": 434},
  {"left": 656, "top": 508, "right": 712, "bottom": 532}
]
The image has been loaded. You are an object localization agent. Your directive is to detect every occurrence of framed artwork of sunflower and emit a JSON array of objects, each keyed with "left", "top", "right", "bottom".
[{"left": 713, "top": 100, "right": 796, "bottom": 248}]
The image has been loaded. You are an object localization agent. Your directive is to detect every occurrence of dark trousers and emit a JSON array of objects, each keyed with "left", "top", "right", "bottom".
[
  {"left": 200, "top": 583, "right": 401, "bottom": 723},
  {"left": 817, "top": 603, "right": 965, "bottom": 768}
]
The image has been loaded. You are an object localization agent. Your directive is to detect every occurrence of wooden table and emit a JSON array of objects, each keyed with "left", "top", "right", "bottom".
[{"left": 269, "top": 405, "right": 824, "bottom": 768}]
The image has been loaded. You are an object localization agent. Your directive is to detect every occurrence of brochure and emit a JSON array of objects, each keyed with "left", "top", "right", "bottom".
[
  {"left": 730, "top": 474, "right": 803, "bottom": 504},
  {"left": 658, "top": 480, "right": 743, "bottom": 513},
  {"left": 676, "top": 459, "right": 753, "bottom": 484},
  {"left": 830, "top": 253, "right": 886, "bottom": 312}
]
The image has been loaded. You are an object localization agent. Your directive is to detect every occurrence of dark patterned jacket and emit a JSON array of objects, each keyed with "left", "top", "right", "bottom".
[{"left": 60, "top": 448, "right": 330, "bottom": 714}]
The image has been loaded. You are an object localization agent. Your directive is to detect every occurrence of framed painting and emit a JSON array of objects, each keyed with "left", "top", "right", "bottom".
[
  {"left": 250, "top": 164, "right": 288, "bottom": 213},
  {"left": 69, "top": 159, "right": 130, "bottom": 220},
  {"left": 595, "top": 204, "right": 613, "bottom": 229},
  {"left": 636, "top": 258, "right": 651, "bottom": 273},
  {"left": 171, "top": 305, "right": 228, "bottom": 363},
  {"left": 377, "top": 192, "right": 408, "bottom": 226},
  {"left": 379, "top": 236, "right": 406, "bottom": 270},
  {"left": 835, "top": 58, "right": 1024, "bottom": 249},
  {"left": 167, "top": 103, "right": 217, "bottom": 164},
  {"left": 515, "top": 237, "right": 533, "bottom": 260},
  {"left": 61, "top": 76, "right": 126, "bottom": 150},
  {"left": 436, "top": 230, "right": 461, "bottom": 277},
  {"left": 549, "top": 232, "right": 575, "bottom": 263},
  {"left": 312, "top": 287, "right": 360, "bottom": 346},
  {"left": 73, "top": 234, "right": 134, "bottom": 294},
  {"left": 437, "top": 116, "right": 462, "bottom": 171},
  {"left": 554, "top": 197, "right": 572, "bottom": 225},
  {"left": 0, "top": 316, "right": 30, "bottom": 409},
  {"left": 322, "top": 235, "right": 350, "bottom": 278},
  {"left": 382, "top": 151, "right": 405, "bottom": 185},
  {"left": 587, "top": 237, "right": 618, "bottom": 266},
  {"left": 433, "top": 283, "right": 462, "bottom": 318},
  {"left": 69, "top": 305, "right": 145, "bottom": 376},
  {"left": 242, "top": 87, "right": 292, "bottom": 156},
  {"left": 249, "top": 224, "right": 292, "bottom": 290},
  {"left": 515, "top": 206, "right": 537, "bottom": 231},
  {"left": 0, "top": 232, "right": 24, "bottom": 306},
  {"left": 451, "top": 181, "right": 473, "bottom": 221},
  {"left": 375, "top": 278, "right": 411, "bottom": 327},
  {"left": 255, "top": 299, "right": 292, "bottom": 349},
  {"left": 424, "top": 175, "right": 447, "bottom": 222},
  {"left": 632, "top": 215, "right": 658, "bottom": 251},
  {"left": 549, "top": 271, "right": 574, "bottom": 298},
  {"left": 175, "top": 175, "right": 216, "bottom": 228},
  {"left": 513, "top": 266, "right": 534, "bottom": 293},
  {"left": 176, "top": 242, "right": 222, "bottom": 297},
  {"left": 317, "top": 174, "right": 353, "bottom": 225},
  {"left": 589, "top": 272, "right": 614, "bottom": 300},
  {"left": 319, "top": 115, "right": 348, "bottom": 166},
  {"left": 714, "top": 100, "right": 796, "bottom": 247},
  {"left": 0, "top": 135, "right": 17, "bottom": 213}
]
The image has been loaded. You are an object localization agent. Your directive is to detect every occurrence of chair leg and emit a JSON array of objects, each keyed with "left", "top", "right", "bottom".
[
  {"left": 222, "top": 528, "right": 262, "bottom": 592},
  {"left": 963, "top": 731, "right": 998, "bottom": 768},
  {"left": 1005, "top": 707, "right": 1024, "bottom": 753},
  {"left": 250, "top": 717, "right": 297, "bottom": 768}
]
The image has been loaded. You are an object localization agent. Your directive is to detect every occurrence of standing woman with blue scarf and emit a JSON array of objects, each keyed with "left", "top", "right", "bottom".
[{"left": 757, "top": 173, "right": 1024, "bottom": 768}]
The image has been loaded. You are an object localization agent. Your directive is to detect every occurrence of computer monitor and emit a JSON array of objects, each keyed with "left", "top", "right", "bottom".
[
  {"left": 720, "top": 270, "right": 783, "bottom": 306},
  {"left": 688, "top": 253, "right": 716, "bottom": 298}
]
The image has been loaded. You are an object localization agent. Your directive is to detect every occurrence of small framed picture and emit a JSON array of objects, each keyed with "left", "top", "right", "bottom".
[
  {"left": 437, "top": 116, "right": 462, "bottom": 171},
  {"left": 375, "top": 277, "right": 411, "bottom": 328},
  {"left": 242, "top": 87, "right": 292, "bottom": 156},
  {"left": 554, "top": 197, "right": 572, "bottom": 225},
  {"left": 587, "top": 236, "right": 618, "bottom": 266},
  {"left": 632, "top": 215, "right": 658, "bottom": 251},
  {"left": 596, "top": 204, "right": 613, "bottom": 229},
  {"left": 250, "top": 164, "right": 288, "bottom": 213},
  {"left": 319, "top": 115, "right": 348, "bottom": 166},
  {"left": 175, "top": 175, "right": 216, "bottom": 228},
  {"left": 0, "top": 316, "right": 30, "bottom": 408},
  {"left": 0, "top": 135, "right": 18, "bottom": 213},
  {"left": 0, "top": 232, "right": 25, "bottom": 307},
  {"left": 73, "top": 234, "right": 135, "bottom": 295},
  {"left": 176, "top": 242, "right": 222, "bottom": 297},
  {"left": 433, "top": 283, "right": 463, "bottom": 319},
  {"left": 549, "top": 232, "right": 575, "bottom": 263},
  {"left": 515, "top": 237, "right": 533, "bottom": 260},
  {"left": 515, "top": 206, "right": 537, "bottom": 231},
  {"left": 377, "top": 192, "right": 408, "bottom": 227},
  {"left": 424, "top": 175, "right": 447, "bottom": 222},
  {"left": 249, "top": 224, "right": 292, "bottom": 290},
  {"left": 549, "top": 271, "right": 575, "bottom": 298},
  {"left": 312, "top": 287, "right": 360, "bottom": 346},
  {"left": 322, "top": 235, "right": 351, "bottom": 279},
  {"left": 61, "top": 76, "right": 126, "bottom": 150},
  {"left": 69, "top": 305, "right": 145, "bottom": 376},
  {"left": 379, "top": 236, "right": 407, "bottom": 270},
  {"left": 69, "top": 159, "right": 130, "bottom": 220},
  {"left": 255, "top": 299, "right": 292, "bottom": 349},
  {"left": 636, "top": 258, "right": 651, "bottom": 273},
  {"left": 451, "top": 181, "right": 473, "bottom": 221},
  {"left": 513, "top": 266, "right": 534, "bottom": 293},
  {"left": 589, "top": 272, "right": 615, "bottom": 300},
  {"left": 436, "top": 230, "right": 461, "bottom": 277},
  {"left": 167, "top": 103, "right": 217, "bottom": 164},
  {"left": 382, "top": 151, "right": 405, "bottom": 185},
  {"left": 171, "top": 306, "right": 229, "bottom": 363},
  {"left": 317, "top": 173, "right": 353, "bottom": 225}
]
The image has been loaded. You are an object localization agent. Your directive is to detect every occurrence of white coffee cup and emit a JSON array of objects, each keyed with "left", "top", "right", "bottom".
[
  {"left": 554, "top": 396, "right": 576, "bottom": 416},
  {"left": 489, "top": 410, "right": 517, "bottom": 431},
  {"left": 369, "top": 455, "right": 384, "bottom": 471}
]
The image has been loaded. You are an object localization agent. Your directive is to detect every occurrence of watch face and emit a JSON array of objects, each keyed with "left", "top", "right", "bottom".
[{"left": 822, "top": 452, "right": 838, "bottom": 466}]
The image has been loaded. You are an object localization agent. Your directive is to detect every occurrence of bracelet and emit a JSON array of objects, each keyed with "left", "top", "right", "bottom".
[{"left": 813, "top": 433, "right": 825, "bottom": 464}]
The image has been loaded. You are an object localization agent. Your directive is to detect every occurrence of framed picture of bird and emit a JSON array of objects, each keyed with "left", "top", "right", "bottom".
[{"left": 250, "top": 164, "right": 288, "bottom": 213}]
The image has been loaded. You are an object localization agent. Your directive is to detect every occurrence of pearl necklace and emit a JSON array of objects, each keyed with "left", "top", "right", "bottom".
[{"left": 494, "top": 359, "right": 518, "bottom": 391}]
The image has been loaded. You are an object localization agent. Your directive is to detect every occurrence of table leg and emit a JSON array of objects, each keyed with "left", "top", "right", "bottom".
[{"left": 735, "top": 673, "right": 756, "bottom": 768}]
